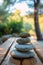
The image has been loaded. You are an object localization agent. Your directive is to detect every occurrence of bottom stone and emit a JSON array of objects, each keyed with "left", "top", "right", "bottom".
[{"left": 10, "top": 49, "right": 35, "bottom": 58}]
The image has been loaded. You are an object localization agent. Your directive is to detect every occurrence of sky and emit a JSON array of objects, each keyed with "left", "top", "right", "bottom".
[
  {"left": 9, "top": 0, "right": 34, "bottom": 16},
  {"left": 0, "top": 0, "right": 43, "bottom": 16},
  {"left": 0, "top": 0, "right": 3, "bottom": 5},
  {"left": 9, "top": 1, "right": 34, "bottom": 16}
]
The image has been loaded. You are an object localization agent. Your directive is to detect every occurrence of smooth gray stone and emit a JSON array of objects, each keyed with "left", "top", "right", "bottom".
[
  {"left": 15, "top": 44, "right": 34, "bottom": 52},
  {"left": 16, "top": 37, "right": 30, "bottom": 44},
  {"left": 10, "top": 50, "right": 35, "bottom": 58},
  {"left": 19, "top": 32, "right": 30, "bottom": 38},
  {"left": 1, "top": 34, "right": 12, "bottom": 42}
]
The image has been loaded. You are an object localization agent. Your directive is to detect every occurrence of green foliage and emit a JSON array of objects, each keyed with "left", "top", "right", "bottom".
[
  {"left": 3, "top": 0, "right": 15, "bottom": 8},
  {"left": 23, "top": 22, "right": 32, "bottom": 32},
  {"left": 0, "top": 23, "right": 8, "bottom": 35},
  {"left": 7, "top": 21, "right": 23, "bottom": 33},
  {"left": 0, "top": 32, "right": 2, "bottom": 37},
  {"left": 0, "top": 20, "right": 23, "bottom": 36},
  {"left": 0, "top": 6, "right": 9, "bottom": 22}
]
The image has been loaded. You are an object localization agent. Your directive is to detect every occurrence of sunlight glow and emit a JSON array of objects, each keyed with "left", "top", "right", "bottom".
[
  {"left": 9, "top": 1, "right": 34, "bottom": 16},
  {"left": 0, "top": 0, "right": 3, "bottom": 5},
  {"left": 15, "top": 2, "right": 29, "bottom": 12},
  {"left": 14, "top": 2, "right": 34, "bottom": 16}
]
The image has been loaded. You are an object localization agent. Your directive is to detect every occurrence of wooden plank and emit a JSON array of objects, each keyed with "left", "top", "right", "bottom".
[
  {"left": 37, "top": 41, "right": 43, "bottom": 48},
  {"left": 0, "top": 37, "right": 15, "bottom": 64},
  {"left": 32, "top": 41, "right": 43, "bottom": 63},
  {"left": 2, "top": 38, "right": 43, "bottom": 65}
]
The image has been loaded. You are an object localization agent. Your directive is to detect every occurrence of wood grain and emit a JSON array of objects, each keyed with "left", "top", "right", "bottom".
[
  {"left": 32, "top": 41, "right": 43, "bottom": 63},
  {"left": 0, "top": 37, "right": 15, "bottom": 64},
  {"left": 2, "top": 38, "right": 43, "bottom": 65}
]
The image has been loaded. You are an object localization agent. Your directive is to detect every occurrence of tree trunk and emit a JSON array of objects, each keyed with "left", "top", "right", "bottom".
[{"left": 34, "top": 0, "right": 43, "bottom": 40}]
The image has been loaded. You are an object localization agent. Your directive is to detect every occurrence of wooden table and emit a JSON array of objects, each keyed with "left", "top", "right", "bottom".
[{"left": 0, "top": 37, "right": 43, "bottom": 65}]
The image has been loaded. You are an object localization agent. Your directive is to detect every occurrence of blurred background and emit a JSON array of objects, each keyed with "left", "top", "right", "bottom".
[{"left": 0, "top": 0, "right": 43, "bottom": 39}]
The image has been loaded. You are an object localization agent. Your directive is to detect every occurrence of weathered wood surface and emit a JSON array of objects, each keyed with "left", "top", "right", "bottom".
[
  {"left": 2, "top": 38, "right": 43, "bottom": 65},
  {"left": 37, "top": 41, "right": 43, "bottom": 48},
  {"left": 32, "top": 41, "right": 43, "bottom": 63},
  {"left": 0, "top": 37, "right": 15, "bottom": 64}
]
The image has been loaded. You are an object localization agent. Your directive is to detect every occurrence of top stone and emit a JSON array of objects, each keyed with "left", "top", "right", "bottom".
[{"left": 19, "top": 32, "right": 30, "bottom": 38}]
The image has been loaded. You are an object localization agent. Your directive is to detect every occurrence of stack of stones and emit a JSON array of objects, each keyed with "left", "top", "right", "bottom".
[{"left": 10, "top": 32, "right": 35, "bottom": 58}]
